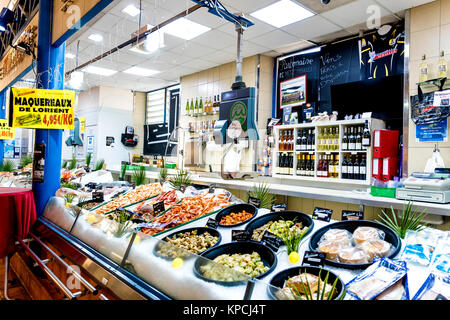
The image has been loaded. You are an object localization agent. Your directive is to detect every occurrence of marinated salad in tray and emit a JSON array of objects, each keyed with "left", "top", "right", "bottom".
[
  {"left": 156, "top": 229, "right": 220, "bottom": 258},
  {"left": 200, "top": 252, "right": 268, "bottom": 281},
  {"left": 251, "top": 219, "right": 309, "bottom": 242}
]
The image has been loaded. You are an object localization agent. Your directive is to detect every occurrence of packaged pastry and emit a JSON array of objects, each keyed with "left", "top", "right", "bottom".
[
  {"left": 318, "top": 240, "right": 348, "bottom": 261},
  {"left": 413, "top": 273, "right": 450, "bottom": 300},
  {"left": 346, "top": 258, "right": 408, "bottom": 300},
  {"left": 338, "top": 247, "right": 371, "bottom": 264},
  {"left": 352, "top": 226, "right": 382, "bottom": 245},
  {"left": 321, "top": 229, "right": 352, "bottom": 245},
  {"left": 376, "top": 278, "right": 409, "bottom": 300},
  {"left": 358, "top": 239, "right": 392, "bottom": 260}
]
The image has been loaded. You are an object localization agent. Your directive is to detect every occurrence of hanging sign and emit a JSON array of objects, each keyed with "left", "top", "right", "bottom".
[
  {"left": 79, "top": 116, "right": 86, "bottom": 133},
  {"left": 0, "top": 119, "right": 15, "bottom": 140},
  {"left": 10, "top": 88, "right": 75, "bottom": 129},
  {"left": 32, "top": 144, "right": 45, "bottom": 183}
]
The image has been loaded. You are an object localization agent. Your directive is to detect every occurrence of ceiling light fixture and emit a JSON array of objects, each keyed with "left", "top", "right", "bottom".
[
  {"left": 88, "top": 33, "right": 103, "bottom": 42},
  {"left": 83, "top": 66, "right": 117, "bottom": 76},
  {"left": 250, "top": 0, "right": 315, "bottom": 28},
  {"left": 65, "top": 52, "right": 76, "bottom": 59},
  {"left": 69, "top": 71, "right": 84, "bottom": 89},
  {"left": 123, "top": 66, "right": 160, "bottom": 77},
  {"left": 122, "top": 4, "right": 141, "bottom": 17},
  {"left": 160, "top": 17, "right": 210, "bottom": 40}
]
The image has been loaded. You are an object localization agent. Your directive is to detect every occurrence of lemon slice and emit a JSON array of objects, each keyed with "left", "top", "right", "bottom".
[
  {"left": 172, "top": 257, "right": 183, "bottom": 269},
  {"left": 87, "top": 215, "right": 97, "bottom": 223},
  {"left": 288, "top": 251, "right": 300, "bottom": 264}
]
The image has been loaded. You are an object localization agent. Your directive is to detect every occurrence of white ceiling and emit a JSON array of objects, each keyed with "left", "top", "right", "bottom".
[{"left": 53, "top": 0, "right": 436, "bottom": 92}]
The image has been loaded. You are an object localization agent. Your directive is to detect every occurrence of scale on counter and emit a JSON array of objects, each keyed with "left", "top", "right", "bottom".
[{"left": 396, "top": 170, "right": 450, "bottom": 204}]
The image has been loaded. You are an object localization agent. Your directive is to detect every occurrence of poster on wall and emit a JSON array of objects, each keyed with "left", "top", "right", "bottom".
[
  {"left": 4, "top": 140, "right": 14, "bottom": 158},
  {"left": 87, "top": 136, "right": 94, "bottom": 153},
  {"left": 9, "top": 88, "right": 75, "bottom": 129},
  {"left": 359, "top": 25, "right": 405, "bottom": 80},
  {"left": 416, "top": 119, "right": 448, "bottom": 142},
  {"left": 106, "top": 136, "right": 115, "bottom": 147},
  {"left": 0, "top": 119, "right": 15, "bottom": 140},
  {"left": 279, "top": 75, "right": 307, "bottom": 109}
]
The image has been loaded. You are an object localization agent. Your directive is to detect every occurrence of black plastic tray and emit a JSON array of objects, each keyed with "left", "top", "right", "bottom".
[
  {"left": 194, "top": 241, "right": 278, "bottom": 286},
  {"left": 267, "top": 265, "right": 345, "bottom": 300},
  {"left": 308, "top": 220, "right": 401, "bottom": 270},
  {"left": 215, "top": 203, "right": 257, "bottom": 228},
  {"left": 153, "top": 227, "right": 222, "bottom": 260},
  {"left": 245, "top": 210, "right": 314, "bottom": 239}
]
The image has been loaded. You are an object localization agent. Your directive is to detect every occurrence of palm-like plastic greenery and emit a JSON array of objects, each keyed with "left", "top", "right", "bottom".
[
  {"left": 158, "top": 166, "right": 168, "bottom": 183},
  {"left": 69, "top": 157, "right": 77, "bottom": 170},
  {"left": 19, "top": 154, "right": 33, "bottom": 167},
  {"left": 64, "top": 193, "right": 75, "bottom": 204},
  {"left": 120, "top": 163, "right": 127, "bottom": 180},
  {"left": 112, "top": 209, "right": 133, "bottom": 237},
  {"left": 61, "top": 182, "right": 78, "bottom": 190},
  {"left": 62, "top": 160, "right": 68, "bottom": 169},
  {"left": 94, "top": 159, "right": 105, "bottom": 171},
  {"left": 280, "top": 224, "right": 310, "bottom": 255},
  {"left": 286, "top": 269, "right": 345, "bottom": 300},
  {"left": 169, "top": 169, "right": 192, "bottom": 190},
  {"left": 377, "top": 201, "right": 428, "bottom": 239},
  {"left": 132, "top": 166, "right": 147, "bottom": 186},
  {"left": 85, "top": 153, "right": 92, "bottom": 167},
  {"left": 1, "top": 159, "right": 16, "bottom": 172},
  {"left": 248, "top": 182, "right": 275, "bottom": 209}
]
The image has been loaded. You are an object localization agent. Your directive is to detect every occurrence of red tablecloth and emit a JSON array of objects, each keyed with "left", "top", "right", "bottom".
[{"left": 0, "top": 187, "right": 37, "bottom": 258}]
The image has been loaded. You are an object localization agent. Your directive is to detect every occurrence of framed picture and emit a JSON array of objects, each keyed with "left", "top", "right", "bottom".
[{"left": 279, "top": 75, "right": 307, "bottom": 109}]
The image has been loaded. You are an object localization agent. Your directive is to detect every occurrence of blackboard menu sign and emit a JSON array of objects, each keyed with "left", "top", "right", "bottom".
[
  {"left": 276, "top": 51, "right": 320, "bottom": 119},
  {"left": 312, "top": 207, "right": 333, "bottom": 222},
  {"left": 302, "top": 251, "right": 326, "bottom": 267},
  {"left": 342, "top": 210, "right": 364, "bottom": 221},
  {"left": 231, "top": 230, "right": 251, "bottom": 242},
  {"left": 319, "top": 41, "right": 360, "bottom": 113}
]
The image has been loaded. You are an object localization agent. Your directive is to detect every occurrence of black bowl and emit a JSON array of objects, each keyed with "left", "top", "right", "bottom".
[
  {"left": 194, "top": 241, "right": 278, "bottom": 286},
  {"left": 308, "top": 220, "right": 401, "bottom": 270},
  {"left": 215, "top": 203, "right": 258, "bottom": 228},
  {"left": 153, "top": 227, "right": 222, "bottom": 260},
  {"left": 267, "top": 265, "right": 346, "bottom": 300},
  {"left": 245, "top": 210, "right": 314, "bottom": 240}
]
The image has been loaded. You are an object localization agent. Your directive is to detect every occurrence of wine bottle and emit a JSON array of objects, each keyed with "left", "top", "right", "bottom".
[
  {"left": 334, "top": 127, "right": 339, "bottom": 151},
  {"left": 349, "top": 127, "right": 355, "bottom": 151},
  {"left": 362, "top": 120, "right": 371, "bottom": 148},
  {"left": 342, "top": 127, "right": 348, "bottom": 151},
  {"left": 356, "top": 126, "right": 362, "bottom": 150},
  {"left": 301, "top": 129, "right": 307, "bottom": 151},
  {"left": 306, "top": 129, "right": 312, "bottom": 151},
  {"left": 419, "top": 54, "right": 428, "bottom": 83},
  {"left": 310, "top": 154, "right": 315, "bottom": 176},
  {"left": 296, "top": 154, "right": 302, "bottom": 175},
  {"left": 328, "top": 155, "right": 334, "bottom": 179},
  {"left": 342, "top": 155, "right": 348, "bottom": 179},
  {"left": 190, "top": 98, "right": 194, "bottom": 116},
  {"left": 360, "top": 154, "right": 367, "bottom": 181},
  {"left": 334, "top": 154, "right": 340, "bottom": 178},
  {"left": 296, "top": 130, "right": 301, "bottom": 151},
  {"left": 353, "top": 155, "right": 360, "bottom": 180},
  {"left": 347, "top": 155, "right": 354, "bottom": 180},
  {"left": 438, "top": 51, "right": 448, "bottom": 78},
  {"left": 194, "top": 97, "right": 199, "bottom": 117}
]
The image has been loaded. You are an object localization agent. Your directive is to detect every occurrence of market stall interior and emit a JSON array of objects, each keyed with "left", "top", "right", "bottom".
[{"left": 1, "top": 0, "right": 450, "bottom": 301}]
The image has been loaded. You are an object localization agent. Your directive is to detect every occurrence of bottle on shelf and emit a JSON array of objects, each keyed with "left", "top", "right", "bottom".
[
  {"left": 305, "top": 154, "right": 311, "bottom": 176},
  {"left": 347, "top": 155, "right": 354, "bottom": 180},
  {"left": 186, "top": 99, "right": 190, "bottom": 116},
  {"left": 296, "top": 129, "right": 301, "bottom": 151},
  {"left": 328, "top": 155, "right": 334, "bottom": 179},
  {"left": 348, "top": 127, "right": 356, "bottom": 151},
  {"left": 311, "top": 129, "right": 315, "bottom": 150},
  {"left": 356, "top": 126, "right": 362, "bottom": 150},
  {"left": 289, "top": 130, "right": 294, "bottom": 151},
  {"left": 342, "top": 127, "right": 348, "bottom": 151},
  {"left": 278, "top": 153, "right": 284, "bottom": 174},
  {"left": 310, "top": 154, "right": 315, "bottom": 177},
  {"left": 438, "top": 51, "right": 447, "bottom": 78},
  {"left": 194, "top": 97, "right": 199, "bottom": 117},
  {"left": 296, "top": 154, "right": 302, "bottom": 175},
  {"left": 342, "top": 155, "right": 348, "bottom": 179},
  {"left": 353, "top": 155, "right": 360, "bottom": 180},
  {"left": 215, "top": 94, "right": 221, "bottom": 114},
  {"left": 199, "top": 97, "right": 204, "bottom": 115},
  {"left": 360, "top": 154, "right": 367, "bottom": 181},
  {"left": 189, "top": 98, "right": 194, "bottom": 116},
  {"left": 334, "top": 154, "right": 340, "bottom": 178},
  {"left": 301, "top": 129, "right": 307, "bottom": 151},
  {"left": 317, "top": 155, "right": 322, "bottom": 177},
  {"left": 419, "top": 54, "right": 428, "bottom": 83},
  {"left": 279, "top": 131, "right": 285, "bottom": 151},
  {"left": 362, "top": 120, "right": 371, "bottom": 148},
  {"left": 306, "top": 129, "right": 312, "bottom": 151},
  {"left": 289, "top": 153, "right": 294, "bottom": 175},
  {"left": 333, "top": 127, "right": 339, "bottom": 151}
]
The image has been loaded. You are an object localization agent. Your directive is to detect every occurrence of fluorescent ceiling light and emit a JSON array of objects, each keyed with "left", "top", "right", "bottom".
[
  {"left": 122, "top": 4, "right": 141, "bottom": 17},
  {"left": 65, "top": 52, "right": 75, "bottom": 59},
  {"left": 161, "top": 17, "right": 210, "bottom": 40},
  {"left": 130, "top": 30, "right": 165, "bottom": 54},
  {"left": 123, "top": 66, "right": 160, "bottom": 77},
  {"left": 250, "top": 0, "right": 315, "bottom": 28},
  {"left": 88, "top": 33, "right": 103, "bottom": 42},
  {"left": 130, "top": 46, "right": 151, "bottom": 55},
  {"left": 83, "top": 66, "right": 117, "bottom": 76},
  {"left": 69, "top": 71, "right": 84, "bottom": 89}
]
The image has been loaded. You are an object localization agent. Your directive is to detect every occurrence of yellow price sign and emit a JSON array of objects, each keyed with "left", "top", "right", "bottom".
[
  {"left": 0, "top": 119, "right": 15, "bottom": 140},
  {"left": 10, "top": 88, "right": 75, "bottom": 129}
]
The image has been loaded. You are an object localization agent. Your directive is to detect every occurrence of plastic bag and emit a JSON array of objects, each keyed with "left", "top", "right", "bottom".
[
  {"left": 352, "top": 226, "right": 385, "bottom": 245},
  {"left": 413, "top": 272, "right": 450, "bottom": 300},
  {"left": 402, "top": 228, "right": 445, "bottom": 266},
  {"left": 424, "top": 150, "right": 445, "bottom": 173},
  {"left": 346, "top": 258, "right": 408, "bottom": 300},
  {"left": 223, "top": 145, "right": 241, "bottom": 173},
  {"left": 357, "top": 239, "right": 394, "bottom": 261},
  {"left": 430, "top": 232, "right": 450, "bottom": 274}
]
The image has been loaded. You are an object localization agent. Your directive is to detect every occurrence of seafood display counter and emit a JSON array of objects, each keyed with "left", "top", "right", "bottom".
[{"left": 36, "top": 194, "right": 449, "bottom": 300}]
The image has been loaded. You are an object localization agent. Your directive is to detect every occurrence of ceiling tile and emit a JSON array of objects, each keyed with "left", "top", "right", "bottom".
[
  {"left": 282, "top": 15, "right": 341, "bottom": 41},
  {"left": 203, "top": 50, "right": 236, "bottom": 65},
  {"left": 190, "top": 30, "right": 236, "bottom": 50},
  {"left": 187, "top": 7, "right": 229, "bottom": 29},
  {"left": 321, "top": 0, "right": 391, "bottom": 29},
  {"left": 169, "top": 42, "right": 217, "bottom": 59},
  {"left": 249, "top": 29, "right": 299, "bottom": 51},
  {"left": 219, "top": 0, "right": 279, "bottom": 13},
  {"left": 375, "top": 0, "right": 435, "bottom": 13},
  {"left": 91, "top": 13, "right": 122, "bottom": 32},
  {"left": 144, "top": 49, "right": 193, "bottom": 65},
  {"left": 217, "top": 19, "right": 277, "bottom": 40},
  {"left": 293, "top": 0, "right": 357, "bottom": 14},
  {"left": 275, "top": 40, "right": 316, "bottom": 54}
]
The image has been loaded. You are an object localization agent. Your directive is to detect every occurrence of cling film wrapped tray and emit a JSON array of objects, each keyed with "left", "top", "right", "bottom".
[
  {"left": 401, "top": 228, "right": 446, "bottom": 266},
  {"left": 413, "top": 272, "right": 450, "bottom": 300},
  {"left": 346, "top": 257, "right": 409, "bottom": 300}
]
